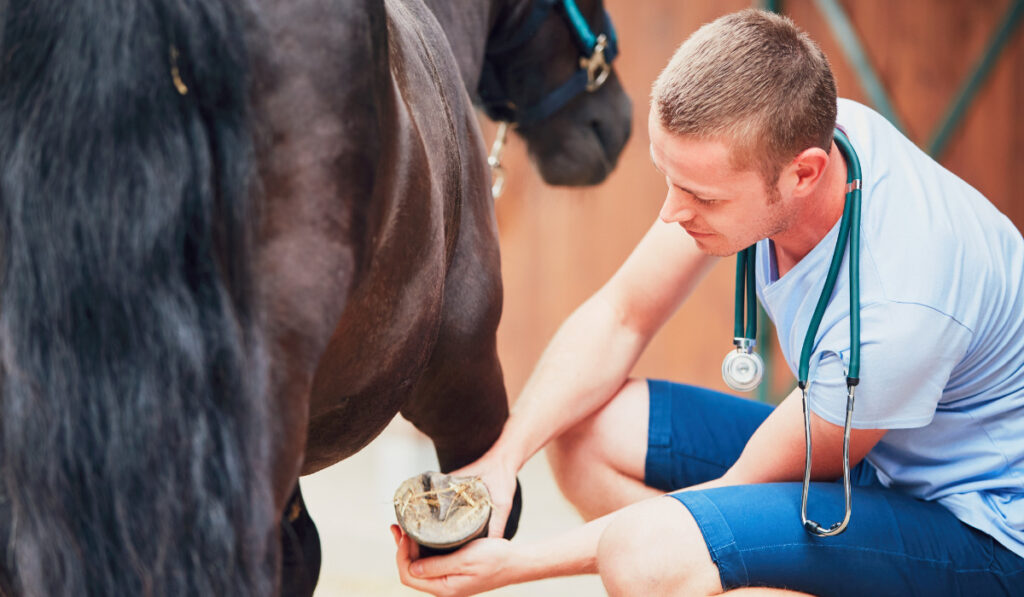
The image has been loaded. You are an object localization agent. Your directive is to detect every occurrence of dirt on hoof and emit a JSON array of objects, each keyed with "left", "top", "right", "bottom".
[{"left": 394, "top": 471, "right": 492, "bottom": 550}]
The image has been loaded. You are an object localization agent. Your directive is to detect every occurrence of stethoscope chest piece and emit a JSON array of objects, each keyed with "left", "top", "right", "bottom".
[{"left": 722, "top": 339, "right": 764, "bottom": 392}]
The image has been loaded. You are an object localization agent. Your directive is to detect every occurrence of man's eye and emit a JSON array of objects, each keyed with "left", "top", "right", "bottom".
[
  {"left": 686, "top": 192, "right": 717, "bottom": 206},
  {"left": 667, "top": 178, "right": 719, "bottom": 206}
]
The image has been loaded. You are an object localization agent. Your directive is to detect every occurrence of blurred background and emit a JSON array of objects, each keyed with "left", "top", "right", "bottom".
[{"left": 306, "top": 0, "right": 1024, "bottom": 594}]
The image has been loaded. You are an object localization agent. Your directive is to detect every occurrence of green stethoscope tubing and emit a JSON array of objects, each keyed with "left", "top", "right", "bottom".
[
  {"left": 798, "top": 129, "right": 861, "bottom": 385},
  {"left": 730, "top": 128, "right": 862, "bottom": 537},
  {"left": 735, "top": 245, "right": 758, "bottom": 340},
  {"left": 723, "top": 245, "right": 762, "bottom": 393}
]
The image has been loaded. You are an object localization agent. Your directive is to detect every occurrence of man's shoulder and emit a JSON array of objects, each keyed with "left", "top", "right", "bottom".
[
  {"left": 835, "top": 98, "right": 893, "bottom": 138},
  {"left": 836, "top": 97, "right": 875, "bottom": 123},
  {"left": 837, "top": 98, "right": 1021, "bottom": 326}
]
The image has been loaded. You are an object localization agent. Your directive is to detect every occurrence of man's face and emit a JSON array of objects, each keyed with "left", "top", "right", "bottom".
[{"left": 648, "top": 111, "right": 796, "bottom": 256}]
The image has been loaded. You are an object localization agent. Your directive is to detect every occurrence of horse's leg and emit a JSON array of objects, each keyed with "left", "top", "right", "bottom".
[
  {"left": 247, "top": 0, "right": 392, "bottom": 592},
  {"left": 400, "top": 315, "right": 524, "bottom": 541},
  {"left": 279, "top": 483, "right": 321, "bottom": 597},
  {"left": 0, "top": 491, "right": 15, "bottom": 595},
  {"left": 402, "top": 316, "right": 507, "bottom": 474},
  {"left": 399, "top": 188, "right": 524, "bottom": 539}
]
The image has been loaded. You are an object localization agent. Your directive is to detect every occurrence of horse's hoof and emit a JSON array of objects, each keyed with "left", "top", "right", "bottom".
[
  {"left": 502, "top": 478, "right": 523, "bottom": 540},
  {"left": 394, "top": 472, "right": 491, "bottom": 555}
]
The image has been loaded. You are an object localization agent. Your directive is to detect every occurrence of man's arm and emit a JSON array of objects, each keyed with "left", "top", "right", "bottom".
[
  {"left": 722, "top": 386, "right": 888, "bottom": 485},
  {"left": 459, "top": 219, "right": 718, "bottom": 536},
  {"left": 497, "top": 219, "right": 717, "bottom": 469},
  {"left": 394, "top": 390, "right": 888, "bottom": 596},
  {"left": 393, "top": 510, "right": 612, "bottom": 595}
]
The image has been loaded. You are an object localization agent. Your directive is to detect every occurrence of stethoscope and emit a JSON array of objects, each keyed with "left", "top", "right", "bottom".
[{"left": 722, "top": 128, "right": 862, "bottom": 537}]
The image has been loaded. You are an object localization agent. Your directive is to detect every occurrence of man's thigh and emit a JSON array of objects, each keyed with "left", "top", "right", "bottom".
[
  {"left": 668, "top": 482, "right": 1024, "bottom": 596},
  {"left": 564, "top": 377, "right": 652, "bottom": 482},
  {"left": 645, "top": 379, "right": 774, "bottom": 492},
  {"left": 576, "top": 379, "right": 774, "bottom": 489}
]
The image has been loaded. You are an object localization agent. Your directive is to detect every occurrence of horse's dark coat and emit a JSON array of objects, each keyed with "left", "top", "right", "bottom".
[{"left": 0, "top": 0, "right": 630, "bottom": 594}]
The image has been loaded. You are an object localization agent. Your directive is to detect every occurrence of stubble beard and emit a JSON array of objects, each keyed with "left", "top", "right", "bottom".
[{"left": 698, "top": 184, "right": 794, "bottom": 258}]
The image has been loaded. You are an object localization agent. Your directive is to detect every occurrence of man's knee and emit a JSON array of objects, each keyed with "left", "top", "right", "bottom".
[
  {"left": 546, "top": 377, "right": 649, "bottom": 491},
  {"left": 597, "top": 496, "right": 721, "bottom": 597}
]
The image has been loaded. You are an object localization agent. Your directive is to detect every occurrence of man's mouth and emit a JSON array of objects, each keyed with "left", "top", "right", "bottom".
[{"left": 683, "top": 226, "right": 713, "bottom": 237}]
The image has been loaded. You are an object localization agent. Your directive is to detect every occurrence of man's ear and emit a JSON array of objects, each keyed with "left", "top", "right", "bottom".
[{"left": 780, "top": 146, "right": 830, "bottom": 198}]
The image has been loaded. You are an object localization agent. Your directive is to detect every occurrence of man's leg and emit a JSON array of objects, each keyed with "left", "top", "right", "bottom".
[
  {"left": 722, "top": 590, "right": 814, "bottom": 596},
  {"left": 596, "top": 496, "right": 813, "bottom": 596},
  {"left": 597, "top": 497, "right": 814, "bottom": 597},
  {"left": 546, "top": 378, "right": 660, "bottom": 520},
  {"left": 547, "top": 379, "right": 774, "bottom": 520},
  {"left": 597, "top": 496, "right": 722, "bottom": 596},
  {"left": 596, "top": 481, "right": 1024, "bottom": 597}
]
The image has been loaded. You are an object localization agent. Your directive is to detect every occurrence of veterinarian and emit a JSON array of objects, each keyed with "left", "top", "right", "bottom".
[{"left": 392, "top": 9, "right": 1024, "bottom": 595}]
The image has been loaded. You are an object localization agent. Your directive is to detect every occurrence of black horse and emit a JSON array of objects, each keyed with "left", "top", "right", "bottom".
[{"left": 0, "top": 0, "right": 630, "bottom": 595}]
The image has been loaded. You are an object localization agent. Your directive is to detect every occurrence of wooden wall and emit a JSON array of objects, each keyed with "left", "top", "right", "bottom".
[{"left": 489, "top": 0, "right": 1024, "bottom": 403}]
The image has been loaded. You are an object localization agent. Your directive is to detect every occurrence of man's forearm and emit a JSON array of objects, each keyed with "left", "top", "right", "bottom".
[
  {"left": 489, "top": 292, "right": 648, "bottom": 470},
  {"left": 719, "top": 389, "right": 887, "bottom": 486},
  {"left": 497, "top": 476, "right": 734, "bottom": 585},
  {"left": 486, "top": 221, "right": 719, "bottom": 473},
  {"left": 503, "top": 510, "right": 612, "bottom": 583}
]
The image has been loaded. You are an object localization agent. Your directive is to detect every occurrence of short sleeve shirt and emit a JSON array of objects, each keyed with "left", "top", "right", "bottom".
[{"left": 756, "top": 99, "right": 1024, "bottom": 558}]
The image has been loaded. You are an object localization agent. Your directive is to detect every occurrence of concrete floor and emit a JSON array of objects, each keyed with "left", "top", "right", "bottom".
[{"left": 302, "top": 418, "right": 607, "bottom": 597}]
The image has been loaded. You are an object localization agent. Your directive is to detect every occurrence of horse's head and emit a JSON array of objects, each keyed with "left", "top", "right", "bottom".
[{"left": 481, "top": 0, "right": 632, "bottom": 186}]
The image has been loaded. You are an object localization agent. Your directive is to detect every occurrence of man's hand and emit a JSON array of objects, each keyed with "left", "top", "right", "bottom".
[
  {"left": 391, "top": 525, "right": 518, "bottom": 597},
  {"left": 449, "top": 453, "right": 519, "bottom": 540}
]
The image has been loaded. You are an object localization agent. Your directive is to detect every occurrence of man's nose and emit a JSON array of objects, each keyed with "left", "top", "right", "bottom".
[{"left": 659, "top": 191, "right": 695, "bottom": 224}]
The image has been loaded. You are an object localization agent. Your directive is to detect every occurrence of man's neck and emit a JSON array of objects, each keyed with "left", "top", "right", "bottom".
[{"left": 771, "top": 141, "right": 849, "bottom": 277}]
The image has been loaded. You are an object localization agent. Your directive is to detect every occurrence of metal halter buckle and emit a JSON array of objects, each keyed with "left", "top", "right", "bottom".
[
  {"left": 488, "top": 122, "right": 511, "bottom": 199},
  {"left": 580, "top": 34, "right": 611, "bottom": 92}
]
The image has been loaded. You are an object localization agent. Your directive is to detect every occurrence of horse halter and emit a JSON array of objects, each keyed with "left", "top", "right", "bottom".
[
  {"left": 479, "top": 0, "right": 619, "bottom": 126},
  {"left": 480, "top": 0, "right": 619, "bottom": 197}
]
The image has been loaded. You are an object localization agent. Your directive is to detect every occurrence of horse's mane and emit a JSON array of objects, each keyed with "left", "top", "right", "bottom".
[{"left": 0, "top": 1, "right": 277, "bottom": 594}]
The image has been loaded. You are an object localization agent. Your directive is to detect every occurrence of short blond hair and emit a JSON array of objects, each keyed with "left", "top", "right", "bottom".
[{"left": 651, "top": 9, "right": 837, "bottom": 184}]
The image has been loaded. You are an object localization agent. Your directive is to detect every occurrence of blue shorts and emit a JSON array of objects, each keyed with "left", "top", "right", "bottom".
[{"left": 645, "top": 379, "right": 1024, "bottom": 596}]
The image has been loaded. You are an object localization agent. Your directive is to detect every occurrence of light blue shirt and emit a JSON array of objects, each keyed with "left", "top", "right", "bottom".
[{"left": 756, "top": 99, "right": 1024, "bottom": 558}]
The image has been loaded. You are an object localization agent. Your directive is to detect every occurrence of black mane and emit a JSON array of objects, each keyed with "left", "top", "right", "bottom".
[{"left": 0, "top": 1, "right": 277, "bottom": 594}]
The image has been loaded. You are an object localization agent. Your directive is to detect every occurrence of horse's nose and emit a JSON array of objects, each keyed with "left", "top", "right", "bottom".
[
  {"left": 590, "top": 114, "right": 631, "bottom": 166},
  {"left": 589, "top": 83, "right": 632, "bottom": 164}
]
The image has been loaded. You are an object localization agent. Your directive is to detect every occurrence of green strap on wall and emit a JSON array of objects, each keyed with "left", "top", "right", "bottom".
[
  {"left": 811, "top": 0, "right": 906, "bottom": 132},
  {"left": 928, "top": 0, "right": 1024, "bottom": 158},
  {"left": 759, "top": 0, "right": 902, "bottom": 131},
  {"left": 761, "top": 0, "right": 905, "bottom": 131},
  {"left": 762, "top": 0, "right": 1023, "bottom": 158}
]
